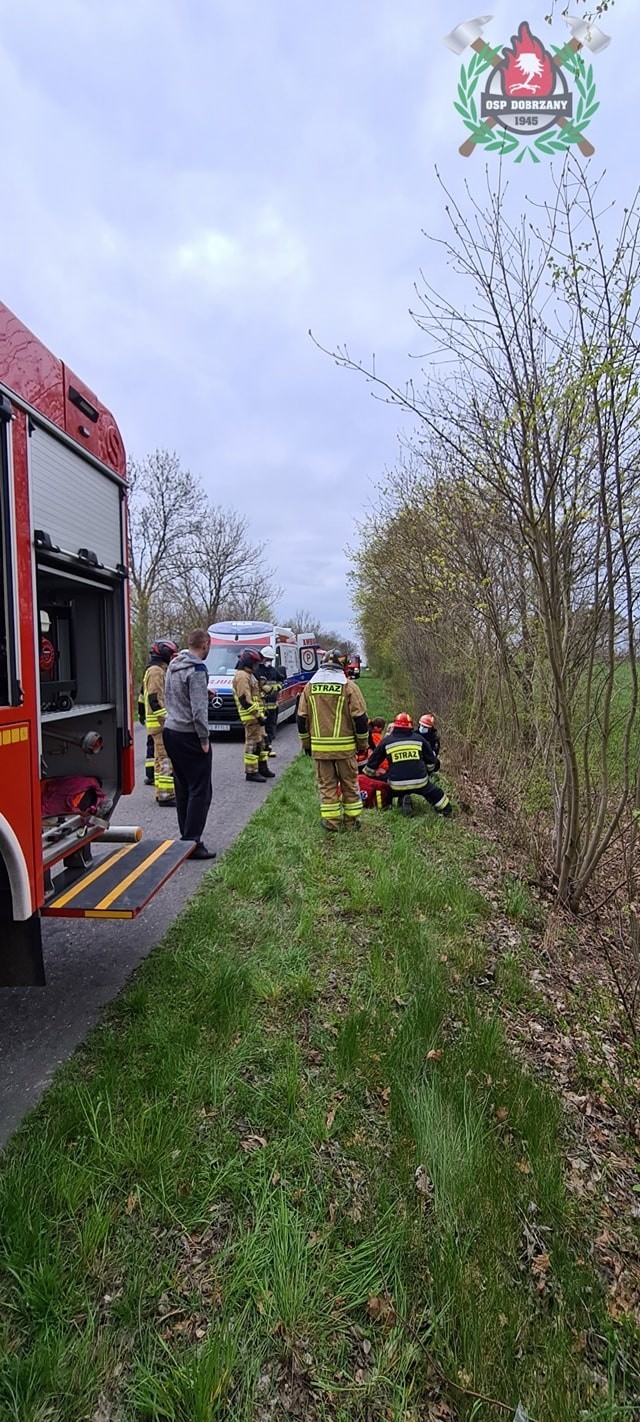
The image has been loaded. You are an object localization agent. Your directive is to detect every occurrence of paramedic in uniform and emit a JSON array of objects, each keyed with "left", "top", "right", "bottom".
[
  {"left": 297, "top": 650, "right": 369, "bottom": 831},
  {"left": 232, "top": 649, "right": 276, "bottom": 783},
  {"left": 143, "top": 639, "right": 178, "bottom": 806}
]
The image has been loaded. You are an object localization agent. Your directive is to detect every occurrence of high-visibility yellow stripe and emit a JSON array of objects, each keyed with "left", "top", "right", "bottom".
[
  {"left": 311, "top": 738, "right": 356, "bottom": 752},
  {"left": 332, "top": 694, "right": 343, "bottom": 741},
  {"left": 86, "top": 910, "right": 135, "bottom": 919},
  {"left": 94, "top": 840, "right": 174, "bottom": 910},
  {"left": 310, "top": 693, "right": 321, "bottom": 742},
  {"left": 50, "top": 843, "right": 134, "bottom": 907}
]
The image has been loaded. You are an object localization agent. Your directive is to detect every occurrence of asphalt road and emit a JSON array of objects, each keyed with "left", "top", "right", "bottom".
[{"left": 0, "top": 720, "right": 300, "bottom": 1149}]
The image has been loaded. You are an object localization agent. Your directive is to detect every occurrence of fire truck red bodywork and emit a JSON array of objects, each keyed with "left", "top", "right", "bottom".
[{"left": 0, "top": 301, "right": 135, "bottom": 982}]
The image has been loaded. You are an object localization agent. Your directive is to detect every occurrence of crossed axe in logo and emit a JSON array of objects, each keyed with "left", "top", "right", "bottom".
[{"left": 444, "top": 13, "right": 611, "bottom": 158}]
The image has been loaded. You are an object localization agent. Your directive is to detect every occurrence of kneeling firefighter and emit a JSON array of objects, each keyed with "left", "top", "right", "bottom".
[
  {"left": 297, "top": 650, "right": 369, "bottom": 830},
  {"left": 365, "top": 713, "right": 451, "bottom": 817},
  {"left": 143, "top": 639, "right": 178, "bottom": 805},
  {"left": 232, "top": 649, "right": 275, "bottom": 783}
]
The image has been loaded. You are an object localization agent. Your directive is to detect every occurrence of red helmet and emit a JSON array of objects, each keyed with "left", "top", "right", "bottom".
[
  {"left": 150, "top": 638, "right": 178, "bottom": 664},
  {"left": 393, "top": 712, "right": 413, "bottom": 730},
  {"left": 419, "top": 714, "right": 436, "bottom": 730}
]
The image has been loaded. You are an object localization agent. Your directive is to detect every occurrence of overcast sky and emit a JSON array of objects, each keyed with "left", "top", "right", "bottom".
[{"left": 0, "top": 0, "right": 636, "bottom": 637}]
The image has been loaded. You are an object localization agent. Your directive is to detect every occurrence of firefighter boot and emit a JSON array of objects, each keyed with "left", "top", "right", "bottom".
[
  {"left": 401, "top": 795, "right": 414, "bottom": 817},
  {"left": 246, "top": 771, "right": 267, "bottom": 783}
]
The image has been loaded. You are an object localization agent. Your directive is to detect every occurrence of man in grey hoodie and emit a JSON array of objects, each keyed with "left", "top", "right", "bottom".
[{"left": 163, "top": 628, "right": 216, "bottom": 860}]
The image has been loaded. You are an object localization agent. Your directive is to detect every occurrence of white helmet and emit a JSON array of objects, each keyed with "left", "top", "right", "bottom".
[{"left": 262, "top": 644, "right": 276, "bottom": 660}]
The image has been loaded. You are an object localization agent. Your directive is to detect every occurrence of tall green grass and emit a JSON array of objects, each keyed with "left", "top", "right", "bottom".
[{"left": 0, "top": 675, "right": 636, "bottom": 1419}]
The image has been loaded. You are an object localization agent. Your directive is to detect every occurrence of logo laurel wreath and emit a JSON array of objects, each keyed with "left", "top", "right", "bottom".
[{"left": 455, "top": 42, "right": 599, "bottom": 163}]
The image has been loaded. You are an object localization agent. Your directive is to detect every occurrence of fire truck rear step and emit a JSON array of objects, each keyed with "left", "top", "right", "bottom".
[{"left": 42, "top": 838, "right": 194, "bottom": 919}]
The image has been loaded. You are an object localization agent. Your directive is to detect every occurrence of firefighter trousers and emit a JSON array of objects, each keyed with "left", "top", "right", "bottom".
[
  {"left": 389, "top": 781, "right": 450, "bottom": 814},
  {"left": 243, "top": 719, "right": 269, "bottom": 776},
  {"left": 151, "top": 728, "right": 175, "bottom": 802},
  {"left": 264, "top": 706, "right": 278, "bottom": 746},
  {"left": 314, "top": 756, "right": 362, "bottom": 827}
]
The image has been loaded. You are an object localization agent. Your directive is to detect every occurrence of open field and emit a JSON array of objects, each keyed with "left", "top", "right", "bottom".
[{"left": 0, "top": 676, "right": 637, "bottom": 1420}]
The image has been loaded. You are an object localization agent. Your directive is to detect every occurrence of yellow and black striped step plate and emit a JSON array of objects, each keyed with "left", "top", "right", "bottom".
[{"left": 42, "top": 838, "right": 195, "bottom": 920}]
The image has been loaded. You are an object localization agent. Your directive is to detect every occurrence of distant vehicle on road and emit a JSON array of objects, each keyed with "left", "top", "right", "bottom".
[{"left": 206, "top": 621, "right": 321, "bottom": 734}]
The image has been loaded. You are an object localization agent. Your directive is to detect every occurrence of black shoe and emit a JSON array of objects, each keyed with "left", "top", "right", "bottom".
[
  {"left": 190, "top": 842, "right": 217, "bottom": 860},
  {"left": 438, "top": 804, "right": 453, "bottom": 818},
  {"left": 401, "top": 795, "right": 414, "bottom": 817},
  {"left": 157, "top": 798, "right": 177, "bottom": 807},
  {"left": 259, "top": 765, "right": 276, "bottom": 778},
  {"left": 246, "top": 772, "right": 267, "bottom": 783},
  {"left": 144, "top": 776, "right": 154, "bottom": 786}
]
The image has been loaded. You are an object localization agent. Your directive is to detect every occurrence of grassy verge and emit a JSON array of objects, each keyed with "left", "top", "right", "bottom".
[{"left": 0, "top": 676, "right": 635, "bottom": 1420}]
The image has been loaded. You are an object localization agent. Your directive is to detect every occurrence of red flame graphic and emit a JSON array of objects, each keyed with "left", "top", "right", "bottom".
[{"left": 501, "top": 21, "right": 554, "bottom": 98}]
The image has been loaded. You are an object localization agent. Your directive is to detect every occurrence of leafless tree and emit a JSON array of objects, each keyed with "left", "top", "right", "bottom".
[
  {"left": 286, "top": 608, "right": 322, "bottom": 636},
  {"left": 127, "top": 451, "right": 202, "bottom": 677},
  {"left": 173, "top": 506, "right": 279, "bottom": 630}
]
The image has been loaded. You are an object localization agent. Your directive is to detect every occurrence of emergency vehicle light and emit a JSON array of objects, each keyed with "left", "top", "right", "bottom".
[{"left": 68, "top": 386, "right": 99, "bottom": 423}]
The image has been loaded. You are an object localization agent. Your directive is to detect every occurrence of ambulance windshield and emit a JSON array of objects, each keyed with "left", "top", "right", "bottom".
[{"left": 206, "top": 642, "right": 249, "bottom": 676}]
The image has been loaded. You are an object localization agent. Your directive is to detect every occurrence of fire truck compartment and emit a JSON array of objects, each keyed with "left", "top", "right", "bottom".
[
  {"left": 42, "top": 837, "right": 194, "bottom": 919},
  {"left": 37, "top": 562, "right": 128, "bottom": 820}
]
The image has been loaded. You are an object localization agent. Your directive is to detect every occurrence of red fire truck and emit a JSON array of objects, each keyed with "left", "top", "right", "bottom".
[{"left": 0, "top": 302, "right": 192, "bottom": 986}]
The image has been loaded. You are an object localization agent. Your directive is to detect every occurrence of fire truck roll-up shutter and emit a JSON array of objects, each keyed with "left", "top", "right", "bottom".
[{"left": 30, "top": 426, "right": 123, "bottom": 570}]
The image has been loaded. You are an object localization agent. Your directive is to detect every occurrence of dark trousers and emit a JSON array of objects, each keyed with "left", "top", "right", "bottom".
[
  {"left": 389, "top": 781, "right": 447, "bottom": 810},
  {"left": 163, "top": 729, "right": 212, "bottom": 842},
  {"left": 265, "top": 706, "right": 278, "bottom": 742}
]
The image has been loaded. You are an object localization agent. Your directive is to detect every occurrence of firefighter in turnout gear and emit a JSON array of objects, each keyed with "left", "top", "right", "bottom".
[
  {"left": 297, "top": 649, "right": 369, "bottom": 830},
  {"left": 143, "top": 639, "right": 178, "bottom": 805},
  {"left": 255, "top": 645, "right": 286, "bottom": 755},
  {"left": 233, "top": 649, "right": 275, "bottom": 783},
  {"left": 137, "top": 681, "right": 155, "bottom": 786},
  {"left": 365, "top": 713, "right": 451, "bottom": 817}
]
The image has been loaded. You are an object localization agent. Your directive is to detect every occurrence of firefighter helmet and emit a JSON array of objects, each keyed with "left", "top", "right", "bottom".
[
  {"left": 419, "top": 714, "right": 436, "bottom": 730},
  {"left": 150, "top": 638, "right": 178, "bottom": 663},
  {"left": 239, "top": 648, "right": 261, "bottom": 669},
  {"left": 393, "top": 712, "right": 413, "bottom": 730},
  {"left": 322, "top": 649, "right": 348, "bottom": 669},
  {"left": 262, "top": 645, "right": 276, "bottom": 660}
]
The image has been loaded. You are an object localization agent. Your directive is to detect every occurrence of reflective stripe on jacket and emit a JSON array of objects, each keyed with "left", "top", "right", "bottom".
[
  {"left": 367, "top": 729, "right": 430, "bottom": 790},
  {"left": 232, "top": 667, "right": 263, "bottom": 723},
  {"left": 143, "top": 662, "right": 167, "bottom": 732},
  {"left": 297, "top": 668, "right": 368, "bottom": 760}
]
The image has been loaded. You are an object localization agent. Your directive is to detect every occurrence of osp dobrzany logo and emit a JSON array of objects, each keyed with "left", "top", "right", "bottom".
[{"left": 443, "top": 14, "right": 611, "bottom": 162}]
